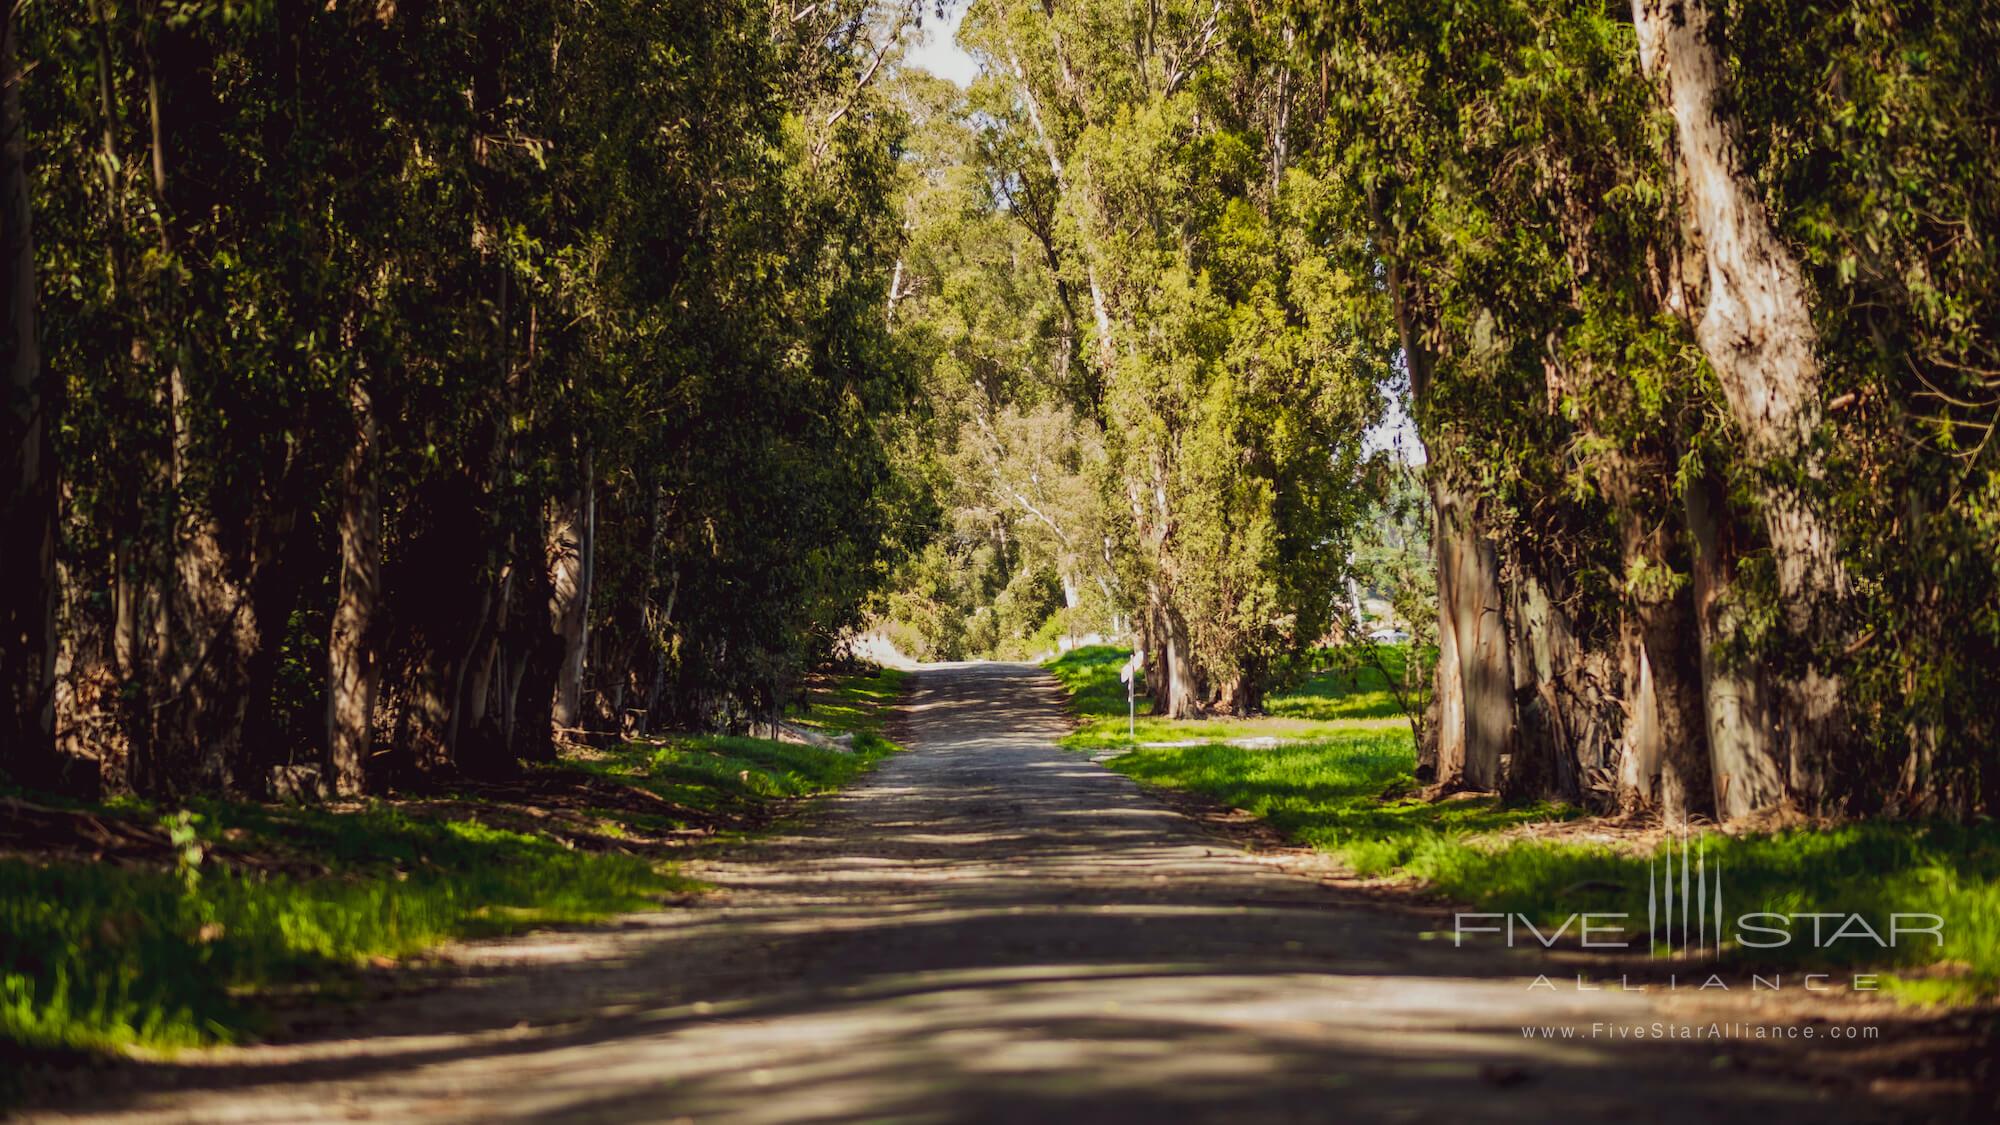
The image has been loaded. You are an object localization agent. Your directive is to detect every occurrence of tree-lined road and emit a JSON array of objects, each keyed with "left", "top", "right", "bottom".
[{"left": 32, "top": 664, "right": 1877, "bottom": 1123}]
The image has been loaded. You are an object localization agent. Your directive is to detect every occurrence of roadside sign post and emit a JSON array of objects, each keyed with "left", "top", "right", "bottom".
[{"left": 1119, "top": 650, "right": 1142, "bottom": 741}]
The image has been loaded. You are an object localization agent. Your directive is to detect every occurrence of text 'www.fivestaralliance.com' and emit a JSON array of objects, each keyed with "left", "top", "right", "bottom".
[{"left": 1522, "top": 1023, "right": 1881, "bottom": 1040}]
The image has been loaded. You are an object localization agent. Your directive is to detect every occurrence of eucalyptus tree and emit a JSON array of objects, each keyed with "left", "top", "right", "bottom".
[
  {"left": 957, "top": 0, "right": 1388, "bottom": 714},
  {"left": 913, "top": 0, "right": 2000, "bottom": 819},
  {"left": 878, "top": 66, "right": 1119, "bottom": 660},
  {"left": 0, "top": 0, "right": 56, "bottom": 787},
  {"left": 1708, "top": 0, "right": 2000, "bottom": 814},
  {"left": 21, "top": 0, "right": 921, "bottom": 798},
  {"left": 1298, "top": 0, "right": 1697, "bottom": 805},
  {"left": 1298, "top": 0, "right": 2000, "bottom": 821}
]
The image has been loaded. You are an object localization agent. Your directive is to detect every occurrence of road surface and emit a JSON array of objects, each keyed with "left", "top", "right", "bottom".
[{"left": 28, "top": 662, "right": 1886, "bottom": 1122}]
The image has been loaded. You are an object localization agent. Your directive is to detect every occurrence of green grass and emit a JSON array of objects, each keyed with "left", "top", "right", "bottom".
[
  {"left": 1, "top": 666, "right": 907, "bottom": 1061},
  {"left": 564, "top": 729, "right": 898, "bottom": 831},
  {"left": 1044, "top": 644, "right": 1414, "bottom": 750},
  {"left": 790, "top": 664, "right": 907, "bottom": 738},
  {"left": 0, "top": 806, "right": 679, "bottom": 1057},
  {"left": 1048, "top": 646, "right": 2000, "bottom": 1004},
  {"left": 544, "top": 665, "right": 907, "bottom": 839}
]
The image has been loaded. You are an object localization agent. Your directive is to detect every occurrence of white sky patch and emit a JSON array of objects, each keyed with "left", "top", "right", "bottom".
[
  {"left": 1366, "top": 368, "right": 1425, "bottom": 463},
  {"left": 905, "top": 2, "right": 977, "bottom": 87},
  {"left": 1366, "top": 396, "right": 1423, "bottom": 463}
]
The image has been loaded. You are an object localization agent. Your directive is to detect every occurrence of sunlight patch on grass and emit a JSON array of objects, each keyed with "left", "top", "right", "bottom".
[
  {"left": 1, "top": 665, "right": 910, "bottom": 1061},
  {"left": 568, "top": 732, "right": 897, "bottom": 827},
  {"left": 1043, "top": 645, "right": 1417, "bottom": 750},
  {"left": 791, "top": 665, "right": 907, "bottom": 737},
  {"left": 0, "top": 807, "right": 678, "bottom": 1056},
  {"left": 1045, "top": 646, "right": 1999, "bottom": 1004},
  {"left": 1107, "top": 737, "right": 2000, "bottom": 1000}
]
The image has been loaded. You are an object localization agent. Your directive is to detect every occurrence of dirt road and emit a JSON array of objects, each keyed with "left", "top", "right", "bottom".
[{"left": 27, "top": 662, "right": 1890, "bottom": 1122}]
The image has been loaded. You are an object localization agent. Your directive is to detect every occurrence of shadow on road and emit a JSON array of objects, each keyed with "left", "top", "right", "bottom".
[{"left": 23, "top": 663, "right": 1919, "bottom": 1123}]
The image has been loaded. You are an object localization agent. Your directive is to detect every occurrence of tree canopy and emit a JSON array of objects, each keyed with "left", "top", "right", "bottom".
[
  {"left": 4, "top": 0, "right": 1997, "bottom": 823},
  {"left": 873, "top": 0, "right": 2000, "bottom": 822}
]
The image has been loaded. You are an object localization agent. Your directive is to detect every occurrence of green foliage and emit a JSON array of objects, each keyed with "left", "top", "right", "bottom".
[
  {"left": 583, "top": 666, "right": 905, "bottom": 818},
  {"left": 0, "top": 807, "right": 676, "bottom": 1055},
  {"left": 1045, "top": 644, "right": 1415, "bottom": 749},
  {"left": 1043, "top": 645, "right": 1136, "bottom": 724},
  {"left": 22, "top": 0, "right": 922, "bottom": 791},
  {"left": 1069, "top": 52, "right": 1390, "bottom": 707},
  {"left": 1106, "top": 716, "right": 2000, "bottom": 1002},
  {"left": 575, "top": 733, "right": 897, "bottom": 818},
  {"left": 0, "top": 665, "right": 904, "bottom": 1059},
  {"left": 1296, "top": 0, "right": 2000, "bottom": 811},
  {"left": 874, "top": 70, "right": 1119, "bottom": 661},
  {"left": 1722, "top": 0, "right": 2000, "bottom": 802},
  {"left": 789, "top": 665, "right": 908, "bottom": 738},
  {"left": 884, "top": 2, "right": 1392, "bottom": 698}
]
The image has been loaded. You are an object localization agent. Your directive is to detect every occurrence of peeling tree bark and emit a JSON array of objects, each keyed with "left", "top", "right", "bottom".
[
  {"left": 1602, "top": 452, "right": 1711, "bottom": 823},
  {"left": 1501, "top": 570, "right": 1590, "bottom": 805},
  {"left": 548, "top": 450, "right": 595, "bottom": 734},
  {"left": 1634, "top": 0, "right": 1850, "bottom": 810},
  {"left": 1155, "top": 599, "right": 1202, "bottom": 719},
  {"left": 1432, "top": 481, "right": 1512, "bottom": 790},
  {"left": 323, "top": 376, "right": 381, "bottom": 797},
  {"left": 1372, "top": 191, "right": 1516, "bottom": 791},
  {"left": 1611, "top": 555, "right": 1711, "bottom": 823},
  {"left": 1685, "top": 469, "right": 1784, "bottom": 816}
]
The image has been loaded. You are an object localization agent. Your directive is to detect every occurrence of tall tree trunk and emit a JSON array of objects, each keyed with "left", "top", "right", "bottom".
[
  {"left": 450, "top": 575, "right": 512, "bottom": 779},
  {"left": 323, "top": 380, "right": 381, "bottom": 796},
  {"left": 1157, "top": 602, "right": 1202, "bottom": 719},
  {"left": 1684, "top": 469, "right": 1785, "bottom": 816},
  {"left": 0, "top": 9, "right": 60, "bottom": 787},
  {"left": 1371, "top": 187, "right": 1516, "bottom": 791},
  {"left": 1429, "top": 485, "right": 1466, "bottom": 784},
  {"left": 136, "top": 22, "right": 287, "bottom": 798},
  {"left": 1431, "top": 479, "right": 1512, "bottom": 790},
  {"left": 1501, "top": 570, "right": 1577, "bottom": 804},
  {"left": 387, "top": 474, "right": 488, "bottom": 778},
  {"left": 111, "top": 541, "right": 149, "bottom": 790},
  {"left": 509, "top": 536, "right": 561, "bottom": 762},
  {"left": 1634, "top": 0, "right": 1850, "bottom": 810},
  {"left": 1135, "top": 589, "right": 1160, "bottom": 706},
  {"left": 1612, "top": 576, "right": 1711, "bottom": 822},
  {"left": 1059, "top": 570, "right": 1080, "bottom": 646},
  {"left": 324, "top": 382, "right": 379, "bottom": 796},
  {"left": 1213, "top": 663, "right": 1264, "bottom": 716},
  {"left": 549, "top": 450, "right": 594, "bottom": 733},
  {"left": 163, "top": 494, "right": 298, "bottom": 797},
  {"left": 1603, "top": 453, "right": 1712, "bottom": 822},
  {"left": 1425, "top": 596, "right": 1459, "bottom": 783}
]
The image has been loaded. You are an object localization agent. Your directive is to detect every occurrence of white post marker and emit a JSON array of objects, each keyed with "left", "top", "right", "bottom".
[{"left": 1118, "top": 650, "right": 1143, "bottom": 740}]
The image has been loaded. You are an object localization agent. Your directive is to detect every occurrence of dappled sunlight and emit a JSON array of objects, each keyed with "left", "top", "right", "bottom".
[
  {"left": 42, "top": 663, "right": 1882, "bottom": 1122},
  {"left": 1044, "top": 645, "right": 1425, "bottom": 753}
]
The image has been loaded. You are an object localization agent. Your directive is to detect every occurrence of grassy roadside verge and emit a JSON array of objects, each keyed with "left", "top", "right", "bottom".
[
  {"left": 0, "top": 665, "right": 906, "bottom": 1062},
  {"left": 1045, "top": 643, "right": 1412, "bottom": 750},
  {"left": 1047, "top": 646, "right": 1999, "bottom": 1005}
]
